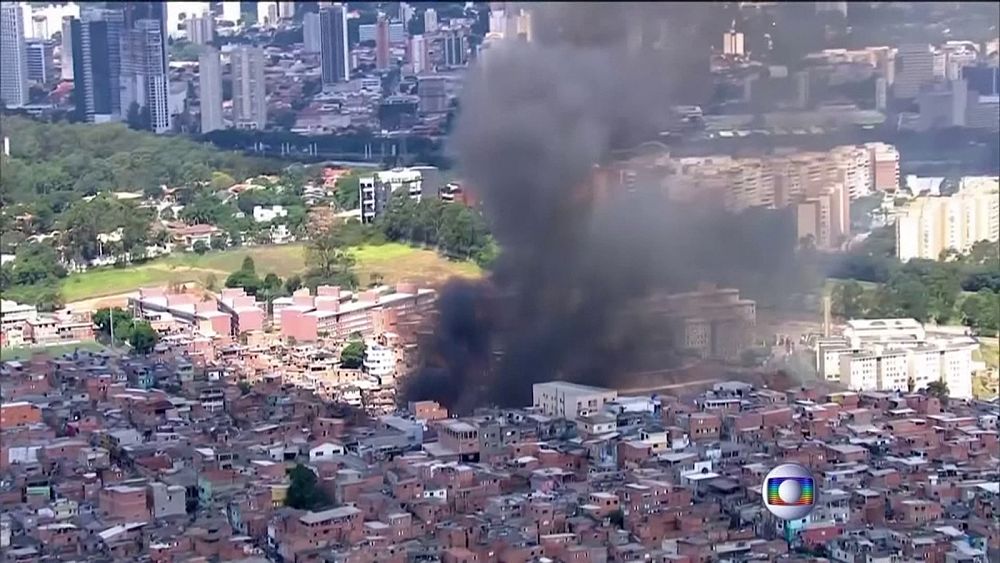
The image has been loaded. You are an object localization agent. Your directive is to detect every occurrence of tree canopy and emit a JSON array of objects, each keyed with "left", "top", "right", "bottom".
[{"left": 285, "top": 464, "right": 332, "bottom": 510}]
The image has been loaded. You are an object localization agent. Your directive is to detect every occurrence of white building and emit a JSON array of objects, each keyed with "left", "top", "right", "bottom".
[
  {"left": 722, "top": 30, "right": 744, "bottom": 57},
  {"left": 185, "top": 12, "right": 214, "bottom": 45},
  {"left": 252, "top": 204, "right": 288, "bottom": 223},
  {"left": 532, "top": 382, "right": 618, "bottom": 419},
  {"left": 1, "top": 299, "right": 38, "bottom": 335},
  {"left": 230, "top": 45, "right": 267, "bottom": 129},
  {"left": 826, "top": 319, "right": 977, "bottom": 399},
  {"left": 362, "top": 342, "right": 396, "bottom": 382},
  {"left": 843, "top": 318, "right": 926, "bottom": 348},
  {"left": 0, "top": 2, "right": 29, "bottom": 108},
  {"left": 359, "top": 166, "right": 443, "bottom": 224},
  {"left": 198, "top": 47, "right": 223, "bottom": 133}
]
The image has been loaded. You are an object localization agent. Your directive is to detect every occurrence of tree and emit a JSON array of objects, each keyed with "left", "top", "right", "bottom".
[
  {"left": 211, "top": 235, "right": 228, "bottom": 250},
  {"left": 831, "top": 280, "right": 865, "bottom": 319},
  {"left": 210, "top": 171, "right": 237, "bottom": 191},
  {"left": 340, "top": 340, "right": 365, "bottom": 369},
  {"left": 334, "top": 174, "right": 361, "bottom": 210},
  {"left": 204, "top": 273, "right": 218, "bottom": 291},
  {"left": 285, "top": 464, "right": 331, "bottom": 510},
  {"left": 193, "top": 240, "right": 209, "bottom": 254},
  {"left": 285, "top": 274, "right": 302, "bottom": 294},
  {"left": 926, "top": 381, "right": 949, "bottom": 405},
  {"left": 240, "top": 256, "right": 256, "bottom": 275},
  {"left": 609, "top": 509, "right": 625, "bottom": 529},
  {"left": 129, "top": 321, "right": 159, "bottom": 354}
]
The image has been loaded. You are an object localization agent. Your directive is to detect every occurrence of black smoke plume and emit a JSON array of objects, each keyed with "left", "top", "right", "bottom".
[{"left": 403, "top": 3, "right": 812, "bottom": 412}]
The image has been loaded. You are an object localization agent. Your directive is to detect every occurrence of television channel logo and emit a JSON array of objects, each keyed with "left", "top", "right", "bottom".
[{"left": 761, "top": 464, "right": 816, "bottom": 520}]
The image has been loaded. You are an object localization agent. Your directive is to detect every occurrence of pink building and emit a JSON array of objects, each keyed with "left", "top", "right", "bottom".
[
  {"left": 130, "top": 288, "right": 232, "bottom": 336},
  {"left": 279, "top": 284, "right": 436, "bottom": 342},
  {"left": 216, "top": 288, "right": 266, "bottom": 335}
]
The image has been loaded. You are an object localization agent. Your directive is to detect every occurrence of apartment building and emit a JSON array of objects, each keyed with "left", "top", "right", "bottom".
[
  {"left": 359, "top": 166, "right": 444, "bottom": 224},
  {"left": 664, "top": 144, "right": 899, "bottom": 250},
  {"left": 130, "top": 287, "right": 231, "bottom": 336},
  {"left": 280, "top": 283, "right": 436, "bottom": 342},
  {"left": 821, "top": 319, "right": 976, "bottom": 399},
  {"left": 896, "top": 176, "right": 1000, "bottom": 261},
  {"left": 532, "top": 382, "right": 618, "bottom": 419}
]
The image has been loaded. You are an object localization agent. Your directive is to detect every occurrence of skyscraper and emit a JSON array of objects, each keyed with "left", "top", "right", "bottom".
[
  {"left": 303, "top": 11, "right": 321, "bottom": 53},
  {"left": 0, "top": 2, "right": 29, "bottom": 108},
  {"left": 122, "top": 18, "right": 171, "bottom": 133},
  {"left": 230, "top": 45, "right": 267, "bottom": 129},
  {"left": 278, "top": 2, "right": 296, "bottom": 20},
  {"left": 894, "top": 44, "right": 935, "bottom": 100},
  {"left": 319, "top": 4, "right": 348, "bottom": 84},
  {"left": 25, "top": 39, "right": 54, "bottom": 83},
  {"left": 60, "top": 16, "right": 73, "bottom": 80},
  {"left": 199, "top": 47, "right": 223, "bottom": 133},
  {"left": 374, "top": 13, "right": 390, "bottom": 70},
  {"left": 185, "top": 13, "right": 215, "bottom": 45},
  {"left": 423, "top": 8, "right": 437, "bottom": 34},
  {"left": 71, "top": 7, "right": 125, "bottom": 122},
  {"left": 443, "top": 28, "right": 468, "bottom": 68},
  {"left": 122, "top": 2, "right": 166, "bottom": 72},
  {"left": 410, "top": 34, "right": 428, "bottom": 74}
]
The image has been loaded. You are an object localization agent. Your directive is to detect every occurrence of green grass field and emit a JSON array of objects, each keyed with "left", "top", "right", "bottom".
[
  {"left": 60, "top": 243, "right": 482, "bottom": 303},
  {"left": 1, "top": 341, "right": 106, "bottom": 362}
]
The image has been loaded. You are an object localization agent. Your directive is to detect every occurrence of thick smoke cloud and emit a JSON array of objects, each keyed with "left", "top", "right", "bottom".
[{"left": 403, "top": 4, "right": 811, "bottom": 412}]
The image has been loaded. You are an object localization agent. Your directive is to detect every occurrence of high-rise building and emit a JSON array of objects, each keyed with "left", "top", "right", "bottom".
[
  {"left": 359, "top": 21, "right": 405, "bottom": 43},
  {"left": 410, "top": 34, "right": 428, "bottom": 74},
  {"left": 894, "top": 43, "right": 935, "bottom": 99},
  {"left": 198, "top": 46, "right": 223, "bottom": 133},
  {"left": 418, "top": 75, "right": 447, "bottom": 113},
  {"left": 240, "top": 2, "right": 258, "bottom": 25},
  {"left": 443, "top": 28, "right": 468, "bottom": 67},
  {"left": 0, "top": 2, "right": 29, "bottom": 108},
  {"left": 230, "top": 45, "right": 267, "bottom": 129},
  {"left": 375, "top": 14, "right": 390, "bottom": 70},
  {"left": 25, "top": 39, "right": 54, "bottom": 83},
  {"left": 319, "top": 4, "right": 348, "bottom": 84},
  {"left": 60, "top": 16, "right": 73, "bottom": 80},
  {"left": 895, "top": 177, "right": 1000, "bottom": 262},
  {"left": 71, "top": 7, "right": 126, "bottom": 122},
  {"left": 302, "top": 11, "right": 321, "bottom": 53},
  {"left": 185, "top": 13, "right": 214, "bottom": 45},
  {"left": 122, "top": 3, "right": 166, "bottom": 71},
  {"left": 722, "top": 30, "right": 744, "bottom": 56},
  {"left": 122, "top": 18, "right": 171, "bottom": 133},
  {"left": 423, "top": 8, "right": 437, "bottom": 34},
  {"left": 278, "top": 1, "right": 295, "bottom": 20}
]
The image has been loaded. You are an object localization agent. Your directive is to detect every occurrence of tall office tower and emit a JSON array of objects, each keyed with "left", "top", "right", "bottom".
[
  {"left": 185, "top": 13, "right": 215, "bottom": 44},
  {"left": 319, "top": 4, "right": 348, "bottom": 84},
  {"left": 122, "top": 18, "right": 171, "bottom": 133},
  {"left": 0, "top": 2, "right": 29, "bottom": 108},
  {"left": 303, "top": 11, "right": 321, "bottom": 53},
  {"left": 198, "top": 46, "right": 223, "bottom": 133},
  {"left": 123, "top": 3, "right": 166, "bottom": 64},
  {"left": 722, "top": 29, "right": 744, "bottom": 56},
  {"left": 443, "top": 28, "right": 467, "bottom": 67},
  {"left": 209, "top": 2, "right": 225, "bottom": 17},
  {"left": 25, "top": 39, "right": 54, "bottom": 83},
  {"left": 894, "top": 43, "right": 935, "bottom": 99},
  {"left": 410, "top": 34, "right": 428, "bottom": 74},
  {"left": 423, "top": 8, "right": 437, "bottom": 33},
  {"left": 31, "top": 14, "right": 47, "bottom": 39},
  {"left": 374, "top": 13, "right": 390, "bottom": 70},
  {"left": 278, "top": 1, "right": 295, "bottom": 20},
  {"left": 71, "top": 7, "right": 125, "bottom": 122},
  {"left": 230, "top": 45, "right": 267, "bottom": 129},
  {"left": 60, "top": 16, "right": 73, "bottom": 80}
]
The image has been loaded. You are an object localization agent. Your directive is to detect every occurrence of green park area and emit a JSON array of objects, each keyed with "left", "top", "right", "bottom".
[
  {"left": 0, "top": 341, "right": 106, "bottom": 362},
  {"left": 59, "top": 243, "right": 482, "bottom": 303}
]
